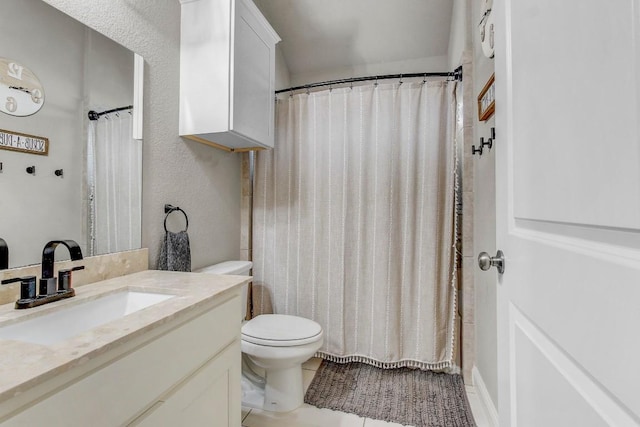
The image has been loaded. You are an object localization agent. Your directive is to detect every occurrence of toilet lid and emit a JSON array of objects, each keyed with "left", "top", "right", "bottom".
[{"left": 241, "top": 314, "right": 323, "bottom": 347}]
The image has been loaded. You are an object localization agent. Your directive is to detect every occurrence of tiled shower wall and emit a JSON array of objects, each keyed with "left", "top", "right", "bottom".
[{"left": 240, "top": 153, "right": 252, "bottom": 263}]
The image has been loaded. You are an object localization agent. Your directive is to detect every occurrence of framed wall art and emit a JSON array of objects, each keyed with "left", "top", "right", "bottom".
[
  {"left": 477, "top": 73, "right": 495, "bottom": 121},
  {"left": 0, "top": 128, "right": 48, "bottom": 155}
]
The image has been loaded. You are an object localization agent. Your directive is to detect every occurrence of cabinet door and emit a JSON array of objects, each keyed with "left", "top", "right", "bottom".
[
  {"left": 132, "top": 340, "right": 241, "bottom": 427},
  {"left": 231, "top": 0, "right": 276, "bottom": 147}
]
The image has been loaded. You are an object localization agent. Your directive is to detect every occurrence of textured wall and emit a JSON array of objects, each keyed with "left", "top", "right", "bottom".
[
  {"left": 448, "top": 0, "right": 471, "bottom": 70},
  {"left": 274, "top": 47, "right": 291, "bottom": 91},
  {"left": 471, "top": 0, "right": 498, "bottom": 409},
  {"left": 288, "top": 55, "right": 449, "bottom": 88},
  {"left": 43, "top": 0, "right": 242, "bottom": 270}
]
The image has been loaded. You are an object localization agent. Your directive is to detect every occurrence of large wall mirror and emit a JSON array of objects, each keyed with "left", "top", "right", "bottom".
[{"left": 0, "top": 0, "right": 143, "bottom": 268}]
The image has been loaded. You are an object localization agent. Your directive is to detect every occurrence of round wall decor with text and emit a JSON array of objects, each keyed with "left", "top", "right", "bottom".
[{"left": 0, "top": 58, "right": 45, "bottom": 117}]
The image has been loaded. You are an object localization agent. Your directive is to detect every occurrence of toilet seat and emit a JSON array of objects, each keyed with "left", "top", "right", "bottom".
[{"left": 242, "top": 314, "right": 322, "bottom": 347}]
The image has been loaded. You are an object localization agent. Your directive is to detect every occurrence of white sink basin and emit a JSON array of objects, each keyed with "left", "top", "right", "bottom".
[{"left": 0, "top": 290, "right": 174, "bottom": 345}]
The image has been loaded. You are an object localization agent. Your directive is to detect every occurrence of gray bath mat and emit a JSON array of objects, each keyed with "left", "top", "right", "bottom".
[{"left": 304, "top": 361, "right": 476, "bottom": 427}]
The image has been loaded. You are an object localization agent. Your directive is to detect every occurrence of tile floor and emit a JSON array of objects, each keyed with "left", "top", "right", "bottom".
[{"left": 241, "top": 358, "right": 492, "bottom": 427}]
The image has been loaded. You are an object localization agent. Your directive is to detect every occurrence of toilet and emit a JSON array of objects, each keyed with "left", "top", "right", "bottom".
[{"left": 196, "top": 261, "right": 323, "bottom": 412}]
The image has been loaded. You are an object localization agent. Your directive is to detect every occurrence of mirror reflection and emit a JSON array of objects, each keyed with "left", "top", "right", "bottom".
[{"left": 0, "top": 0, "right": 142, "bottom": 269}]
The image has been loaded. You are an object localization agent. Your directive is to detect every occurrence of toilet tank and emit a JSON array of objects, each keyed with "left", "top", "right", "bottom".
[{"left": 194, "top": 261, "right": 252, "bottom": 321}]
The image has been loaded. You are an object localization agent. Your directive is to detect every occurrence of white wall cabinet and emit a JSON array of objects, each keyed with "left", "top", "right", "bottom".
[
  {"left": 179, "top": 0, "right": 280, "bottom": 152},
  {"left": 0, "top": 294, "right": 241, "bottom": 426}
]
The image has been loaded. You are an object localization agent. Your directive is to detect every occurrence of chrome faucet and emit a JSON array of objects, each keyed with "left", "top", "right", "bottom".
[{"left": 0, "top": 238, "right": 7, "bottom": 270}]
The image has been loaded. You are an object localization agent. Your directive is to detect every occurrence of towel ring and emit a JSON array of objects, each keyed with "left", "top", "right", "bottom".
[{"left": 164, "top": 204, "right": 189, "bottom": 233}]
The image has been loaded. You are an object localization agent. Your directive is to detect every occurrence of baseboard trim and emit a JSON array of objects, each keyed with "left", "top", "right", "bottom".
[{"left": 472, "top": 366, "right": 499, "bottom": 427}]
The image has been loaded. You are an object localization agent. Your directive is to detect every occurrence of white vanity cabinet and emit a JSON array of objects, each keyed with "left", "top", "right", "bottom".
[
  {"left": 0, "top": 292, "right": 242, "bottom": 427},
  {"left": 133, "top": 341, "right": 240, "bottom": 426},
  {"left": 179, "top": 0, "right": 280, "bottom": 152}
]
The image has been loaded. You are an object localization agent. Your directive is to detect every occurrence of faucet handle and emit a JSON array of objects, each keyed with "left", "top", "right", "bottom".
[
  {"left": 2, "top": 276, "right": 37, "bottom": 300},
  {"left": 57, "top": 266, "right": 85, "bottom": 292}
]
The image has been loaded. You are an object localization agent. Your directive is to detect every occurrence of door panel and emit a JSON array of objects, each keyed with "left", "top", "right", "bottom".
[
  {"left": 495, "top": 0, "right": 640, "bottom": 425},
  {"left": 508, "top": 232, "right": 640, "bottom": 417},
  {"left": 133, "top": 341, "right": 241, "bottom": 427},
  {"left": 509, "top": 0, "right": 640, "bottom": 230},
  {"left": 512, "top": 311, "right": 609, "bottom": 427}
]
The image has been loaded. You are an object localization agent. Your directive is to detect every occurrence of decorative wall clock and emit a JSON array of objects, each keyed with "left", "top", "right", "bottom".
[
  {"left": 0, "top": 58, "right": 45, "bottom": 117},
  {"left": 479, "top": 0, "right": 495, "bottom": 59}
]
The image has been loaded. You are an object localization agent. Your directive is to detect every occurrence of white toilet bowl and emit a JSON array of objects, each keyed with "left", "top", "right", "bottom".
[
  {"left": 242, "top": 313, "right": 323, "bottom": 412},
  {"left": 196, "top": 261, "right": 324, "bottom": 413}
]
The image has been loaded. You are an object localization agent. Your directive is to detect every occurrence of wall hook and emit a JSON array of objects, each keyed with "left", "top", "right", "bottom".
[
  {"left": 472, "top": 145, "right": 483, "bottom": 156},
  {"left": 481, "top": 137, "right": 493, "bottom": 150},
  {"left": 55, "top": 169, "right": 64, "bottom": 177},
  {"left": 26, "top": 166, "right": 35, "bottom": 175}
]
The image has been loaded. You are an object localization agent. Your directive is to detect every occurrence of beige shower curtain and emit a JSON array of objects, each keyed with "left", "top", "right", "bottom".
[
  {"left": 253, "top": 81, "right": 458, "bottom": 370},
  {"left": 87, "top": 112, "right": 142, "bottom": 256}
]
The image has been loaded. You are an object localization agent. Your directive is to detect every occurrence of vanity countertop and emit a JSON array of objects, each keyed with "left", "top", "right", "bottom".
[{"left": 0, "top": 270, "right": 250, "bottom": 405}]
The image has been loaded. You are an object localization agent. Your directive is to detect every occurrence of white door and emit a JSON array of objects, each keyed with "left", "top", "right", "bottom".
[{"left": 493, "top": 0, "right": 640, "bottom": 425}]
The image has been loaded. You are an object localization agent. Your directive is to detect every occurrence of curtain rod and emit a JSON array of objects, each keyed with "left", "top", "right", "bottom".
[
  {"left": 275, "top": 65, "right": 462, "bottom": 94},
  {"left": 87, "top": 105, "right": 133, "bottom": 121}
]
